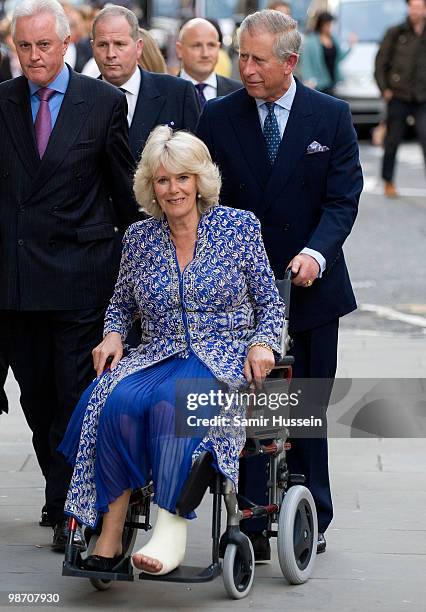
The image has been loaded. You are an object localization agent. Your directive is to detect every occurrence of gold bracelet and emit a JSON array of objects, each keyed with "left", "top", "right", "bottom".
[{"left": 249, "top": 341, "right": 274, "bottom": 353}]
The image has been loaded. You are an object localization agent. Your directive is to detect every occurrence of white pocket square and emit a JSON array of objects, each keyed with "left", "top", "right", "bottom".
[{"left": 306, "top": 141, "right": 330, "bottom": 154}]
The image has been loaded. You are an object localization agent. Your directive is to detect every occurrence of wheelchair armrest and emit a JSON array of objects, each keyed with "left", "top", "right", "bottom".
[
  {"left": 275, "top": 355, "right": 295, "bottom": 367},
  {"left": 176, "top": 451, "right": 215, "bottom": 516}
]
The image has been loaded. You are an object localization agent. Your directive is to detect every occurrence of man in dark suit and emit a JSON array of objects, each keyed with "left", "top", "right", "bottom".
[
  {"left": 91, "top": 5, "right": 200, "bottom": 163},
  {"left": 1, "top": 0, "right": 138, "bottom": 550},
  {"left": 197, "top": 9, "right": 363, "bottom": 557},
  {"left": 176, "top": 18, "right": 241, "bottom": 108}
]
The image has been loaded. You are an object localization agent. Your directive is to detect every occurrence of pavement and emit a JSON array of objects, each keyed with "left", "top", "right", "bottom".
[{"left": 1, "top": 329, "right": 425, "bottom": 612}]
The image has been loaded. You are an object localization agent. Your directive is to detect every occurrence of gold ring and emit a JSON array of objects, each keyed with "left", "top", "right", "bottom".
[{"left": 305, "top": 279, "right": 313, "bottom": 287}]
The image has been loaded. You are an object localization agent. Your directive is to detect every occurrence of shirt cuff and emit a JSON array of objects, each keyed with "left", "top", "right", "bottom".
[{"left": 301, "top": 248, "right": 326, "bottom": 278}]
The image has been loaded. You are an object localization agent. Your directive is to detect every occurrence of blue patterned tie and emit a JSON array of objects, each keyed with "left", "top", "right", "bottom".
[{"left": 263, "top": 102, "right": 281, "bottom": 164}]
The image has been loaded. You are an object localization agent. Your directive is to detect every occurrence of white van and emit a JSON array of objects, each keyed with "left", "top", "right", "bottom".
[{"left": 330, "top": 0, "right": 407, "bottom": 125}]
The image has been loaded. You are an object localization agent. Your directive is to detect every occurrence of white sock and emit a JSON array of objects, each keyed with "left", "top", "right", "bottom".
[{"left": 131, "top": 507, "right": 187, "bottom": 576}]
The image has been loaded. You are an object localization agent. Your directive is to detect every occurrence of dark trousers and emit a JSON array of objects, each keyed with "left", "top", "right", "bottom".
[
  {"left": 239, "top": 319, "right": 338, "bottom": 534},
  {"left": 382, "top": 98, "right": 426, "bottom": 182},
  {"left": 0, "top": 351, "right": 8, "bottom": 415},
  {"left": 0, "top": 308, "right": 105, "bottom": 525}
]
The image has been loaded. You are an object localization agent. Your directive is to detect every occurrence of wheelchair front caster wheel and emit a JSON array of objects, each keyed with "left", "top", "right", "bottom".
[
  {"left": 277, "top": 484, "right": 318, "bottom": 584},
  {"left": 222, "top": 538, "right": 255, "bottom": 599},
  {"left": 89, "top": 578, "right": 112, "bottom": 591}
]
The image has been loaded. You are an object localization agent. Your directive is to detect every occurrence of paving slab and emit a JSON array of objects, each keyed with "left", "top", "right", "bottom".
[{"left": 1, "top": 331, "right": 426, "bottom": 611}]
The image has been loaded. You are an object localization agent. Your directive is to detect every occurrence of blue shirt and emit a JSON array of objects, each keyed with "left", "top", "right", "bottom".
[
  {"left": 256, "top": 76, "right": 326, "bottom": 274},
  {"left": 29, "top": 64, "right": 70, "bottom": 127},
  {"left": 255, "top": 76, "right": 297, "bottom": 138}
]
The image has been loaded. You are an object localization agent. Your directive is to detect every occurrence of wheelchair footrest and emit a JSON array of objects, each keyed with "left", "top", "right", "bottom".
[
  {"left": 138, "top": 563, "right": 221, "bottom": 583},
  {"left": 62, "top": 557, "right": 134, "bottom": 582}
]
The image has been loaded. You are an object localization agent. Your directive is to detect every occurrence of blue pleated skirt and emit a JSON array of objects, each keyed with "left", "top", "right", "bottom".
[{"left": 59, "top": 352, "right": 217, "bottom": 520}]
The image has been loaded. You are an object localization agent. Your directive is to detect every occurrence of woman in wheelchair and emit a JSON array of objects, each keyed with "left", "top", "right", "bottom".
[{"left": 59, "top": 126, "right": 284, "bottom": 576}]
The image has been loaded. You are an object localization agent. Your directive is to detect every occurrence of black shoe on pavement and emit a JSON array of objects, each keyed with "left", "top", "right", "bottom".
[
  {"left": 317, "top": 532, "right": 326, "bottom": 554},
  {"left": 246, "top": 532, "right": 271, "bottom": 562},
  {"left": 39, "top": 505, "right": 53, "bottom": 528},
  {"left": 51, "top": 519, "right": 86, "bottom": 553}
]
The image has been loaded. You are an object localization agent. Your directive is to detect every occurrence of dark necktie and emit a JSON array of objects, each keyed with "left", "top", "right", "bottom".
[
  {"left": 263, "top": 102, "right": 281, "bottom": 164},
  {"left": 34, "top": 87, "right": 55, "bottom": 158},
  {"left": 195, "top": 83, "right": 207, "bottom": 109}
]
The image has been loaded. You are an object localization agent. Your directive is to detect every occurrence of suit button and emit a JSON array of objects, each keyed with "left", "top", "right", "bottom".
[
  {"left": 1, "top": 170, "right": 9, "bottom": 178},
  {"left": 17, "top": 239, "right": 24, "bottom": 246},
  {"left": 283, "top": 224, "right": 290, "bottom": 231},
  {"left": 48, "top": 240, "right": 56, "bottom": 248}
]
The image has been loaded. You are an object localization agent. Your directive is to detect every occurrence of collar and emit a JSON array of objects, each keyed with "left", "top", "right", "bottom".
[
  {"left": 255, "top": 75, "right": 296, "bottom": 111},
  {"left": 405, "top": 17, "right": 426, "bottom": 34},
  {"left": 180, "top": 68, "right": 217, "bottom": 90},
  {"left": 110, "top": 66, "right": 141, "bottom": 96},
  {"left": 28, "top": 63, "right": 69, "bottom": 96}
]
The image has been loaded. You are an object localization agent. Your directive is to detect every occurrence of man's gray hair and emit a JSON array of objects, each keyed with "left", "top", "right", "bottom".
[
  {"left": 92, "top": 5, "right": 140, "bottom": 41},
  {"left": 238, "top": 9, "right": 301, "bottom": 59},
  {"left": 11, "top": 0, "right": 70, "bottom": 40}
]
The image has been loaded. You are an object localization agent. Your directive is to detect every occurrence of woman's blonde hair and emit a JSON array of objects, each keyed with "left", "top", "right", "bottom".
[
  {"left": 134, "top": 126, "right": 221, "bottom": 219},
  {"left": 139, "top": 28, "right": 167, "bottom": 74}
]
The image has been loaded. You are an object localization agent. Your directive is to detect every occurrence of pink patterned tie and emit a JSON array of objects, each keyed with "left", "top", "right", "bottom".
[{"left": 34, "top": 87, "right": 55, "bottom": 158}]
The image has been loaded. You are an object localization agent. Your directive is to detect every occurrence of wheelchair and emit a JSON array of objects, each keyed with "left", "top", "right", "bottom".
[{"left": 62, "top": 270, "right": 318, "bottom": 599}]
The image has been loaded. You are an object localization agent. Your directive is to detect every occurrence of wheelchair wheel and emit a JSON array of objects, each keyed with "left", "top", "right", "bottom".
[
  {"left": 222, "top": 538, "right": 255, "bottom": 599},
  {"left": 277, "top": 485, "right": 317, "bottom": 584}
]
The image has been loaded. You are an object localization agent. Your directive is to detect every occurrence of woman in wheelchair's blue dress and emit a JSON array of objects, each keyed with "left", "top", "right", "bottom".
[{"left": 59, "top": 126, "right": 284, "bottom": 575}]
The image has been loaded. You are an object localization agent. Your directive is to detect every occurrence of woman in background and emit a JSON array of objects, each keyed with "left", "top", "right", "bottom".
[
  {"left": 301, "top": 11, "right": 356, "bottom": 95},
  {"left": 138, "top": 28, "right": 167, "bottom": 73}
]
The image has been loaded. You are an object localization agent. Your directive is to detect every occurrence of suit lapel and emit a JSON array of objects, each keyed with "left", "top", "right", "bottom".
[
  {"left": 264, "top": 81, "right": 318, "bottom": 208},
  {"left": 23, "top": 69, "right": 93, "bottom": 203},
  {"left": 229, "top": 90, "right": 271, "bottom": 190},
  {"left": 129, "top": 68, "right": 166, "bottom": 153},
  {"left": 0, "top": 76, "right": 40, "bottom": 177},
  {"left": 217, "top": 76, "right": 228, "bottom": 97}
]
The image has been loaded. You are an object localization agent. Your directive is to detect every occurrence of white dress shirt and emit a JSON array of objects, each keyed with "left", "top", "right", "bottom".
[
  {"left": 256, "top": 76, "right": 326, "bottom": 275},
  {"left": 104, "top": 67, "right": 141, "bottom": 127},
  {"left": 180, "top": 68, "right": 218, "bottom": 101}
]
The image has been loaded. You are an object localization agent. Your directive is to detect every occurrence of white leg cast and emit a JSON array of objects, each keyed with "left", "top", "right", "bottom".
[{"left": 131, "top": 508, "right": 187, "bottom": 576}]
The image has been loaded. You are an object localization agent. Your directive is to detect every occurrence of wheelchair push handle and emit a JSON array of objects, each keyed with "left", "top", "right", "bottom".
[{"left": 276, "top": 268, "right": 293, "bottom": 320}]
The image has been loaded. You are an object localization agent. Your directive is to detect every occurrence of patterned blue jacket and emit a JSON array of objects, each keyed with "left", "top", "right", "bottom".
[
  {"left": 104, "top": 205, "right": 284, "bottom": 387},
  {"left": 64, "top": 205, "right": 285, "bottom": 527}
]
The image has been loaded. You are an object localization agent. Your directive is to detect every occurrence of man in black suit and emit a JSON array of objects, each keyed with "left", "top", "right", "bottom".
[
  {"left": 176, "top": 18, "right": 241, "bottom": 107},
  {"left": 91, "top": 5, "right": 200, "bottom": 163},
  {"left": 197, "top": 9, "right": 363, "bottom": 558},
  {"left": 0, "top": 0, "right": 138, "bottom": 550}
]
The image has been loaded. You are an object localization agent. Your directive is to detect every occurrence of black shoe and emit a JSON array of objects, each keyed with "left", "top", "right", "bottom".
[
  {"left": 39, "top": 505, "right": 53, "bottom": 528},
  {"left": 81, "top": 554, "right": 124, "bottom": 572},
  {"left": 317, "top": 532, "right": 326, "bottom": 554},
  {"left": 246, "top": 532, "right": 271, "bottom": 562},
  {"left": 51, "top": 519, "right": 86, "bottom": 553}
]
